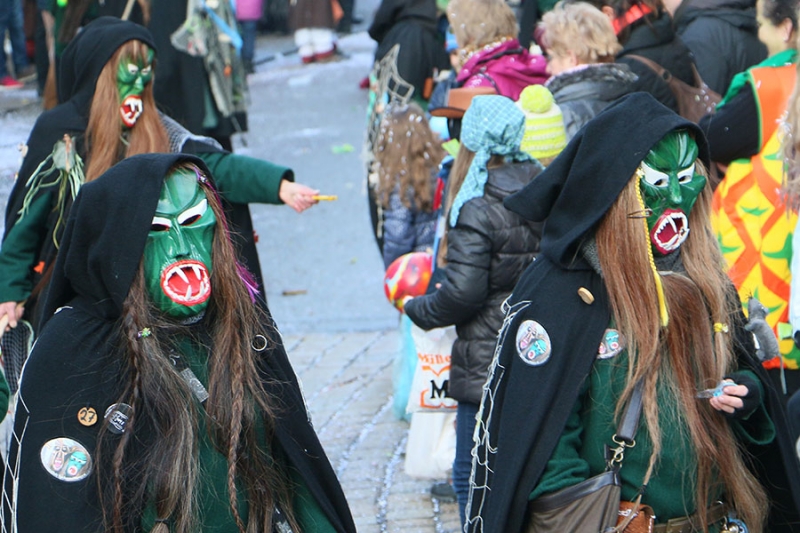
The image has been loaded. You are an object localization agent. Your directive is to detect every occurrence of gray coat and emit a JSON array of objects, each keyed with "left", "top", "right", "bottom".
[{"left": 546, "top": 63, "right": 637, "bottom": 140}]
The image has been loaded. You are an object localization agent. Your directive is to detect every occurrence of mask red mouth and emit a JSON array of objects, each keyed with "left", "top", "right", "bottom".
[
  {"left": 120, "top": 95, "right": 143, "bottom": 127},
  {"left": 160, "top": 260, "right": 211, "bottom": 306},
  {"left": 651, "top": 208, "right": 689, "bottom": 254}
]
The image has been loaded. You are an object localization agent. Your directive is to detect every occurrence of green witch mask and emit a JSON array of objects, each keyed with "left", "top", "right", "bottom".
[
  {"left": 144, "top": 167, "right": 216, "bottom": 319},
  {"left": 116, "top": 49, "right": 154, "bottom": 128},
  {"left": 638, "top": 130, "right": 706, "bottom": 256}
]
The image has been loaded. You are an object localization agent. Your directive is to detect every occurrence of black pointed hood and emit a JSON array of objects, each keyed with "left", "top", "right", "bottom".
[
  {"left": 503, "top": 92, "right": 710, "bottom": 268},
  {"left": 57, "top": 16, "right": 156, "bottom": 113},
  {"left": 40, "top": 153, "right": 211, "bottom": 329}
]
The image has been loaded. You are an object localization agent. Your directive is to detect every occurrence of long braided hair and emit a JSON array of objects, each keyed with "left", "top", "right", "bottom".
[
  {"left": 95, "top": 163, "right": 299, "bottom": 533},
  {"left": 595, "top": 159, "right": 768, "bottom": 531}
]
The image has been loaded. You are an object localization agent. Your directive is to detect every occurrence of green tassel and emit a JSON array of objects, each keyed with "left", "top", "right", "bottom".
[{"left": 18, "top": 135, "right": 85, "bottom": 250}]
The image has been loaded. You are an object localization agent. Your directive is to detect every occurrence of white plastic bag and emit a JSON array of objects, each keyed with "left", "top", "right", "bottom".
[
  {"left": 406, "top": 324, "right": 458, "bottom": 413},
  {"left": 404, "top": 411, "right": 456, "bottom": 479}
]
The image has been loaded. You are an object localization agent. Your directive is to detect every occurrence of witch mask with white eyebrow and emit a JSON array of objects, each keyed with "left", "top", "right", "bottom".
[
  {"left": 639, "top": 130, "right": 707, "bottom": 256},
  {"left": 117, "top": 49, "right": 154, "bottom": 128},
  {"left": 143, "top": 167, "right": 216, "bottom": 319}
]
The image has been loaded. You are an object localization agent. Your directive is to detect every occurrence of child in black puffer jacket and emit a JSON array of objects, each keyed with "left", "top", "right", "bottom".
[{"left": 404, "top": 95, "right": 546, "bottom": 525}]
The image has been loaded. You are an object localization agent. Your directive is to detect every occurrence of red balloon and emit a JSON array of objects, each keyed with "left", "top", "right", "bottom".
[{"left": 384, "top": 252, "right": 433, "bottom": 311}]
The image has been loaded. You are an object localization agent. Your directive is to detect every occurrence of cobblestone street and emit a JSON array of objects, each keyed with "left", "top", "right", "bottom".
[{"left": 284, "top": 330, "right": 461, "bottom": 533}]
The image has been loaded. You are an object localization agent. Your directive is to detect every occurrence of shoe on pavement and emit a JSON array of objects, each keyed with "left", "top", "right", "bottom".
[
  {"left": 16, "top": 65, "right": 37, "bottom": 83},
  {"left": 0, "top": 76, "right": 24, "bottom": 89},
  {"left": 430, "top": 481, "right": 457, "bottom": 502}
]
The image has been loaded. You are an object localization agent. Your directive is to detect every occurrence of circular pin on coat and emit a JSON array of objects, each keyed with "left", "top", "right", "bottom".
[
  {"left": 597, "top": 329, "right": 625, "bottom": 359},
  {"left": 40, "top": 437, "right": 93, "bottom": 482},
  {"left": 516, "top": 320, "right": 552, "bottom": 365},
  {"left": 104, "top": 403, "right": 133, "bottom": 435},
  {"left": 77, "top": 407, "right": 98, "bottom": 426}
]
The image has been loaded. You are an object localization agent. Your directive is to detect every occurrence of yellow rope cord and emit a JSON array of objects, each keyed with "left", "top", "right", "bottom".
[{"left": 635, "top": 177, "right": 669, "bottom": 327}]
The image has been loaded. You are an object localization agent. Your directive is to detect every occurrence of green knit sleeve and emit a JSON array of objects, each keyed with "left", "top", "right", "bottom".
[
  {"left": 197, "top": 152, "right": 294, "bottom": 205},
  {"left": 529, "top": 381, "right": 591, "bottom": 500},
  {"left": 0, "top": 192, "right": 53, "bottom": 303}
]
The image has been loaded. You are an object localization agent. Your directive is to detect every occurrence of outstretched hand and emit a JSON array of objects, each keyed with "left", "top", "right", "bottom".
[
  {"left": 279, "top": 181, "right": 320, "bottom": 213},
  {"left": 0, "top": 301, "right": 24, "bottom": 331}
]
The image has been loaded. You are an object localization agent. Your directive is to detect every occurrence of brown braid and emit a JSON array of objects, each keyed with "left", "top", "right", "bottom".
[{"left": 226, "top": 352, "right": 247, "bottom": 533}]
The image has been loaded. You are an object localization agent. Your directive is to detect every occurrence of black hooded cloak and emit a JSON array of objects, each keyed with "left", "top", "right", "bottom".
[
  {"left": 465, "top": 93, "right": 800, "bottom": 533},
  {"left": 368, "top": 0, "right": 450, "bottom": 101},
  {"left": 1, "top": 153, "right": 356, "bottom": 533}
]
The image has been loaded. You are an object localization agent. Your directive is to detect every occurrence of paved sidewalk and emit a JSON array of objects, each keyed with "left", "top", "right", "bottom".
[{"left": 284, "top": 330, "right": 461, "bottom": 533}]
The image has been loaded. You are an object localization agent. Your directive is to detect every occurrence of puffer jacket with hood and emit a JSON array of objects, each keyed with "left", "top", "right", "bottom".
[
  {"left": 368, "top": 0, "right": 450, "bottom": 102},
  {"left": 545, "top": 62, "right": 637, "bottom": 140},
  {"left": 404, "top": 161, "right": 543, "bottom": 404},
  {"left": 673, "top": 0, "right": 767, "bottom": 95}
]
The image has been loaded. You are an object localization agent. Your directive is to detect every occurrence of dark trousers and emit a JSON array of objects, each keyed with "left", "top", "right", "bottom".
[{"left": 453, "top": 401, "right": 479, "bottom": 527}]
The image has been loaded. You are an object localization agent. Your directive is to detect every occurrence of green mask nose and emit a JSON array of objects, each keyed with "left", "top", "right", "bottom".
[{"left": 639, "top": 130, "right": 706, "bottom": 256}]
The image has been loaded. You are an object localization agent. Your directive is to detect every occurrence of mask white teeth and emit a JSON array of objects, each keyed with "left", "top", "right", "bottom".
[
  {"left": 185, "top": 285, "right": 192, "bottom": 301},
  {"left": 192, "top": 265, "right": 202, "bottom": 280},
  {"left": 175, "top": 268, "right": 189, "bottom": 284}
]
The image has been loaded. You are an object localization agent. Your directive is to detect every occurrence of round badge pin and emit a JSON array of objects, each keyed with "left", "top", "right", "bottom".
[
  {"left": 597, "top": 329, "right": 625, "bottom": 359},
  {"left": 515, "top": 320, "right": 552, "bottom": 366},
  {"left": 77, "top": 406, "right": 98, "bottom": 427},
  {"left": 104, "top": 403, "right": 133, "bottom": 435},
  {"left": 40, "top": 437, "right": 93, "bottom": 482}
]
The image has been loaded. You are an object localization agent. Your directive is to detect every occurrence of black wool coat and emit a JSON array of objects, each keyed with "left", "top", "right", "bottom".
[{"left": 673, "top": 0, "right": 766, "bottom": 95}]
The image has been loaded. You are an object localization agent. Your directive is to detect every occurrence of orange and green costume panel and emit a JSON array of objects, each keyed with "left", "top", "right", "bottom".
[{"left": 712, "top": 62, "right": 797, "bottom": 369}]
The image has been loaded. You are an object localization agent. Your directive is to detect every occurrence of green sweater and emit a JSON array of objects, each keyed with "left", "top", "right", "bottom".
[
  {"left": 0, "top": 152, "right": 290, "bottom": 306},
  {"left": 141, "top": 336, "right": 335, "bottom": 532},
  {"left": 529, "top": 341, "right": 774, "bottom": 523}
]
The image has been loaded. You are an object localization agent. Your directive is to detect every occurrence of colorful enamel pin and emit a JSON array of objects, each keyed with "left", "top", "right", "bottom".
[
  {"left": 597, "top": 329, "right": 625, "bottom": 359},
  {"left": 40, "top": 437, "right": 92, "bottom": 482},
  {"left": 516, "top": 320, "right": 552, "bottom": 365}
]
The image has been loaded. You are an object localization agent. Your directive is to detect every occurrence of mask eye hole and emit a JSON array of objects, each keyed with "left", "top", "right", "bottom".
[
  {"left": 127, "top": 63, "right": 139, "bottom": 75},
  {"left": 151, "top": 216, "right": 171, "bottom": 232},
  {"left": 178, "top": 199, "right": 208, "bottom": 226},
  {"left": 677, "top": 163, "right": 696, "bottom": 184},
  {"left": 141, "top": 65, "right": 151, "bottom": 76},
  {"left": 641, "top": 162, "right": 670, "bottom": 188}
]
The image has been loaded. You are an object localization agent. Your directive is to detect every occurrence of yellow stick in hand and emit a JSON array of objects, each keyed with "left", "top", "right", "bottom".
[{"left": 312, "top": 195, "right": 338, "bottom": 201}]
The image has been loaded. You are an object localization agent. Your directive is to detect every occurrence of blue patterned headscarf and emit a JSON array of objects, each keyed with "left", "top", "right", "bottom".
[{"left": 449, "top": 95, "right": 532, "bottom": 227}]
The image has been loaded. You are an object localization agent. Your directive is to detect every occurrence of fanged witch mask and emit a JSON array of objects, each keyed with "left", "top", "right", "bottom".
[
  {"left": 144, "top": 167, "right": 216, "bottom": 319},
  {"left": 116, "top": 49, "right": 154, "bottom": 128},
  {"left": 638, "top": 130, "right": 706, "bottom": 256}
]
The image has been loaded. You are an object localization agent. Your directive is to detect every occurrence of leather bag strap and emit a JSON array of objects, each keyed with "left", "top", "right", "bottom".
[{"left": 617, "top": 379, "right": 644, "bottom": 444}]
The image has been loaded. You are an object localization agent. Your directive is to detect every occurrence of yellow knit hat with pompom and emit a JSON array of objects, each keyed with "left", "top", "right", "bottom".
[{"left": 516, "top": 85, "right": 568, "bottom": 161}]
